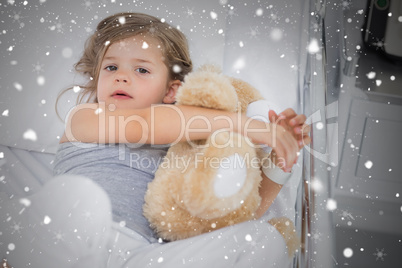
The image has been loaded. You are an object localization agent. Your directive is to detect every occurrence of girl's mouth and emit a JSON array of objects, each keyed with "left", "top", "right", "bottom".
[{"left": 112, "top": 90, "right": 132, "bottom": 99}]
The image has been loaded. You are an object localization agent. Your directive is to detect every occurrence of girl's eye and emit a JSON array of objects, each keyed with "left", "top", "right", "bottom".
[
  {"left": 136, "top": 68, "right": 149, "bottom": 74},
  {"left": 105, "top": 65, "right": 117, "bottom": 71}
]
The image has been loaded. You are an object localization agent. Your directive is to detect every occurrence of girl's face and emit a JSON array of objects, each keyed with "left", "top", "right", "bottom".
[{"left": 97, "top": 35, "right": 179, "bottom": 109}]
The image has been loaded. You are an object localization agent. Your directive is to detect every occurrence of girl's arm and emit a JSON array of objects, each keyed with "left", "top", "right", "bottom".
[
  {"left": 254, "top": 173, "right": 283, "bottom": 219},
  {"left": 61, "top": 103, "right": 299, "bottom": 170},
  {"left": 254, "top": 109, "right": 312, "bottom": 218}
]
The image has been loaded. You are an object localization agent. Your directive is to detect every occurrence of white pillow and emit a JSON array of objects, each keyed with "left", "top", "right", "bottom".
[{"left": 222, "top": 0, "right": 306, "bottom": 112}]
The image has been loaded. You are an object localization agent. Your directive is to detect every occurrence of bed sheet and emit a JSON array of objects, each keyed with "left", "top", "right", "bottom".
[
  {"left": 0, "top": 143, "right": 300, "bottom": 220},
  {"left": 0, "top": 144, "right": 54, "bottom": 199},
  {"left": 0, "top": 144, "right": 302, "bottom": 267}
]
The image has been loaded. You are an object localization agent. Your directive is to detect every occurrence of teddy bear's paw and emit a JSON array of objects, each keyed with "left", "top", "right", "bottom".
[
  {"left": 213, "top": 153, "right": 247, "bottom": 198},
  {"left": 268, "top": 217, "right": 301, "bottom": 257}
]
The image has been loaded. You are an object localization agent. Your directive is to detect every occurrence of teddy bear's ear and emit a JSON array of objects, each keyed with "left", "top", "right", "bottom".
[
  {"left": 228, "top": 77, "right": 264, "bottom": 113},
  {"left": 175, "top": 66, "right": 238, "bottom": 112},
  {"left": 197, "top": 64, "right": 222, "bottom": 74}
]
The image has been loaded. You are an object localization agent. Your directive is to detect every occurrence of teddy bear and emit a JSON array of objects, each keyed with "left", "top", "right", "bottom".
[{"left": 143, "top": 65, "right": 299, "bottom": 256}]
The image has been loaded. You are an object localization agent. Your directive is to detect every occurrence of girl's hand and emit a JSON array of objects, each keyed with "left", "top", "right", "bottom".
[
  {"left": 266, "top": 123, "right": 299, "bottom": 173},
  {"left": 269, "top": 109, "right": 311, "bottom": 150}
]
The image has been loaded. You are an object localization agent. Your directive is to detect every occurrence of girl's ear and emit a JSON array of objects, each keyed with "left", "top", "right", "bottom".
[{"left": 163, "top": 80, "right": 181, "bottom": 104}]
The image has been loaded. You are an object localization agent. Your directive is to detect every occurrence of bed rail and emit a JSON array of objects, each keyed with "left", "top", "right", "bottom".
[{"left": 294, "top": 0, "right": 336, "bottom": 267}]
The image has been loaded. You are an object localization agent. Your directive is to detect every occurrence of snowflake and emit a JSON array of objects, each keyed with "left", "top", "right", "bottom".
[
  {"left": 372, "top": 39, "right": 384, "bottom": 50},
  {"left": 82, "top": 210, "right": 93, "bottom": 221},
  {"left": 10, "top": 221, "right": 22, "bottom": 234},
  {"left": 82, "top": 0, "right": 94, "bottom": 10},
  {"left": 23, "top": 129, "right": 37, "bottom": 141},
  {"left": 32, "top": 62, "right": 44, "bottom": 74},
  {"left": 118, "top": 41, "right": 128, "bottom": 49},
  {"left": 341, "top": 0, "right": 352, "bottom": 10},
  {"left": 339, "top": 210, "right": 355, "bottom": 221},
  {"left": 242, "top": 233, "right": 262, "bottom": 255},
  {"left": 269, "top": 12, "right": 280, "bottom": 23},
  {"left": 226, "top": 5, "right": 238, "bottom": 19},
  {"left": 185, "top": 7, "right": 195, "bottom": 18},
  {"left": 247, "top": 26, "right": 260, "bottom": 39},
  {"left": 55, "top": 22, "right": 65, "bottom": 33},
  {"left": 11, "top": 11, "right": 25, "bottom": 28},
  {"left": 311, "top": 231, "right": 323, "bottom": 242},
  {"left": 49, "top": 17, "right": 65, "bottom": 34},
  {"left": 373, "top": 248, "right": 387, "bottom": 261},
  {"left": 53, "top": 231, "right": 66, "bottom": 244},
  {"left": 11, "top": 11, "right": 22, "bottom": 23},
  {"left": 95, "top": 0, "right": 108, "bottom": 5}
]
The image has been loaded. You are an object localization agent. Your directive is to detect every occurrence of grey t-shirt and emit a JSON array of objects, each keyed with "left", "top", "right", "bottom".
[{"left": 53, "top": 142, "right": 168, "bottom": 242}]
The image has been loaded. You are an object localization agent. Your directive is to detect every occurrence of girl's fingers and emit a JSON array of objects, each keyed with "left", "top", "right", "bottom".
[
  {"left": 291, "top": 137, "right": 299, "bottom": 169},
  {"left": 272, "top": 147, "right": 286, "bottom": 171},
  {"left": 297, "top": 135, "right": 311, "bottom": 149},
  {"left": 294, "top": 126, "right": 302, "bottom": 134},
  {"left": 293, "top": 124, "right": 310, "bottom": 141},
  {"left": 269, "top": 110, "right": 286, "bottom": 124},
  {"left": 293, "top": 124, "right": 311, "bottom": 149},
  {"left": 282, "top": 134, "right": 298, "bottom": 172},
  {"left": 271, "top": 124, "right": 300, "bottom": 172},
  {"left": 268, "top": 110, "right": 278, "bottom": 123},
  {"left": 296, "top": 114, "right": 307, "bottom": 124},
  {"left": 289, "top": 114, "right": 307, "bottom": 127},
  {"left": 279, "top": 109, "right": 299, "bottom": 127},
  {"left": 301, "top": 124, "right": 311, "bottom": 134},
  {"left": 302, "top": 135, "right": 311, "bottom": 146},
  {"left": 297, "top": 139, "right": 304, "bottom": 150},
  {"left": 279, "top": 108, "right": 296, "bottom": 119},
  {"left": 271, "top": 136, "right": 289, "bottom": 172}
]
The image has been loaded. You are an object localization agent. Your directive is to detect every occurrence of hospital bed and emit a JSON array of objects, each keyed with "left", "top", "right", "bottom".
[{"left": 0, "top": 0, "right": 338, "bottom": 267}]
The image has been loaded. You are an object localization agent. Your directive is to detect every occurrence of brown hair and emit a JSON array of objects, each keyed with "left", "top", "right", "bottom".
[{"left": 56, "top": 12, "right": 192, "bottom": 115}]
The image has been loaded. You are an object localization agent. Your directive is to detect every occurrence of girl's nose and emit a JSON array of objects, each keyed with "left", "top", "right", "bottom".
[
  {"left": 115, "top": 77, "right": 128, "bottom": 83},
  {"left": 115, "top": 71, "right": 130, "bottom": 83}
]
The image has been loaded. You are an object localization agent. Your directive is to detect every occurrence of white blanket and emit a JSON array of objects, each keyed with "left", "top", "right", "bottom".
[{"left": 0, "top": 144, "right": 302, "bottom": 267}]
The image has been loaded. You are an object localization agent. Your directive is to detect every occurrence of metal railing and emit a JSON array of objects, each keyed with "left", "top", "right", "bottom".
[{"left": 294, "top": 0, "right": 336, "bottom": 267}]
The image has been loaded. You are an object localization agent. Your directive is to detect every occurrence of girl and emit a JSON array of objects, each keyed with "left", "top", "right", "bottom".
[{"left": 2, "top": 12, "right": 310, "bottom": 267}]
